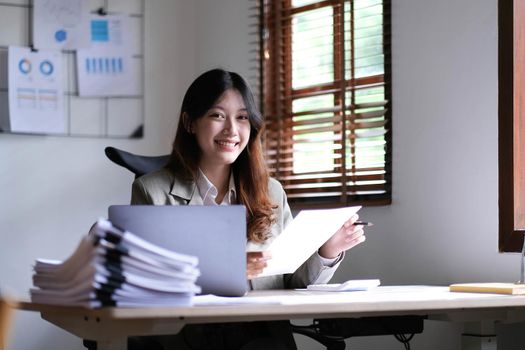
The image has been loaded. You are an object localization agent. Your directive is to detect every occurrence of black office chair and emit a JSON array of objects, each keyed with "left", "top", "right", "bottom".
[
  {"left": 291, "top": 316, "right": 424, "bottom": 350},
  {"left": 102, "top": 146, "right": 425, "bottom": 350},
  {"left": 104, "top": 146, "right": 169, "bottom": 179}
]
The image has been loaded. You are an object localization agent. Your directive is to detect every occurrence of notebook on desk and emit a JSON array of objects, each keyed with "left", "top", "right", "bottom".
[{"left": 108, "top": 205, "right": 248, "bottom": 297}]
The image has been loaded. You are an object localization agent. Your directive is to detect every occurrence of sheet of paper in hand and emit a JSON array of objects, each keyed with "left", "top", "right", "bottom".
[{"left": 255, "top": 206, "right": 361, "bottom": 277}]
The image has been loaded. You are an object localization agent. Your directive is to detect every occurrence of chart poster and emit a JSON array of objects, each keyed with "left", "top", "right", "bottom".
[
  {"left": 77, "top": 14, "right": 140, "bottom": 97},
  {"left": 8, "top": 46, "right": 65, "bottom": 134},
  {"left": 33, "top": 0, "right": 90, "bottom": 50}
]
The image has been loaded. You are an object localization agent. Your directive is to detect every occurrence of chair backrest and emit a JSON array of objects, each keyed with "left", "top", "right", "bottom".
[{"left": 104, "top": 147, "right": 169, "bottom": 178}]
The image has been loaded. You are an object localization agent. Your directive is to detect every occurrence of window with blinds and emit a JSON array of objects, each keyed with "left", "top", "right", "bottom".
[{"left": 261, "top": 0, "right": 391, "bottom": 208}]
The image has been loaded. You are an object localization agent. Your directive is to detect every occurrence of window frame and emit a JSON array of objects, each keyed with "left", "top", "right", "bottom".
[
  {"left": 260, "top": 0, "right": 392, "bottom": 209},
  {"left": 499, "top": 0, "right": 525, "bottom": 252}
]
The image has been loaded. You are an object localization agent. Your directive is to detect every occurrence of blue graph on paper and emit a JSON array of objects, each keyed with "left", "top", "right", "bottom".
[{"left": 85, "top": 57, "right": 123, "bottom": 75}]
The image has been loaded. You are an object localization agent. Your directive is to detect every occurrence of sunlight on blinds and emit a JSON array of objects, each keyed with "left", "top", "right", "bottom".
[
  {"left": 292, "top": 7, "right": 334, "bottom": 89},
  {"left": 262, "top": 0, "right": 391, "bottom": 205}
]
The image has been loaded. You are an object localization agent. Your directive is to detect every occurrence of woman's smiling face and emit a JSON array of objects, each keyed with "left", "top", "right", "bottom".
[{"left": 192, "top": 88, "right": 251, "bottom": 171}]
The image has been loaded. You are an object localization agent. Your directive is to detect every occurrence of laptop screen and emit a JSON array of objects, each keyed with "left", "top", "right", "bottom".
[{"left": 108, "top": 205, "right": 248, "bottom": 296}]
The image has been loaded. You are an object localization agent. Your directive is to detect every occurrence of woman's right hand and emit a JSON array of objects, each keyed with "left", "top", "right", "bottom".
[{"left": 246, "top": 251, "right": 272, "bottom": 279}]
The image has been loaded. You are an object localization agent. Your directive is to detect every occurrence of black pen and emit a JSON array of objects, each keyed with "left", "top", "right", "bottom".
[{"left": 354, "top": 221, "right": 373, "bottom": 226}]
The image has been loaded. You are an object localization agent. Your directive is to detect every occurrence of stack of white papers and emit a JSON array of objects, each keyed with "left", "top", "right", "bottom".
[{"left": 30, "top": 219, "right": 200, "bottom": 308}]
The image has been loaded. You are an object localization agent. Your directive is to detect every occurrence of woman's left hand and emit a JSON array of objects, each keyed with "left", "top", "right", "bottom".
[
  {"left": 318, "top": 214, "right": 366, "bottom": 259},
  {"left": 246, "top": 251, "right": 272, "bottom": 279}
]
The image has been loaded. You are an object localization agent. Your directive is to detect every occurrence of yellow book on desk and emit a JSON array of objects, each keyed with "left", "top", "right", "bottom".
[{"left": 449, "top": 282, "right": 525, "bottom": 295}]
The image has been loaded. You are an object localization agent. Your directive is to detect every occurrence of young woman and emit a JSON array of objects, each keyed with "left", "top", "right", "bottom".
[{"left": 130, "top": 69, "right": 366, "bottom": 349}]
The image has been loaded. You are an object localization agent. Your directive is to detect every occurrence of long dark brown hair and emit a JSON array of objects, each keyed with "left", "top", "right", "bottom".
[{"left": 167, "top": 69, "right": 275, "bottom": 243}]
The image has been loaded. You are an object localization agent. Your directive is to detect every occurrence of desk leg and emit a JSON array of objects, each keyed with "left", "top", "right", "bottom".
[
  {"left": 96, "top": 338, "right": 127, "bottom": 350},
  {"left": 461, "top": 321, "right": 497, "bottom": 350}
]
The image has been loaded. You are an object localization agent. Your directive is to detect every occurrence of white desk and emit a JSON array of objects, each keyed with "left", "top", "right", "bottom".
[{"left": 18, "top": 286, "right": 525, "bottom": 350}]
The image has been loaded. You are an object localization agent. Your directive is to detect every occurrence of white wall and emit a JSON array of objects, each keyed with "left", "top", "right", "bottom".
[
  {"left": 1, "top": 0, "right": 521, "bottom": 349},
  {"left": 193, "top": 0, "right": 255, "bottom": 80}
]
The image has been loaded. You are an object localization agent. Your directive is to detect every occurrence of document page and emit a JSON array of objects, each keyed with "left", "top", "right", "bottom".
[{"left": 256, "top": 206, "right": 361, "bottom": 277}]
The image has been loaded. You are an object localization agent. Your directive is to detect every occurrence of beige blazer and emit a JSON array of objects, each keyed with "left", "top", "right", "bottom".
[{"left": 131, "top": 168, "right": 343, "bottom": 290}]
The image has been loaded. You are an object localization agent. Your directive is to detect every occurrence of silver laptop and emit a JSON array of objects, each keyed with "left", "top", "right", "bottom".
[{"left": 108, "top": 205, "right": 248, "bottom": 296}]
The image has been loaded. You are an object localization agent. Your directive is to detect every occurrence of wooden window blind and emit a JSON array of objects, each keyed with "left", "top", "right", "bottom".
[{"left": 261, "top": 0, "right": 391, "bottom": 208}]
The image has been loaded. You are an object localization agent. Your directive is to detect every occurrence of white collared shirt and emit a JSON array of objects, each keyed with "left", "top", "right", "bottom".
[{"left": 196, "top": 169, "right": 237, "bottom": 205}]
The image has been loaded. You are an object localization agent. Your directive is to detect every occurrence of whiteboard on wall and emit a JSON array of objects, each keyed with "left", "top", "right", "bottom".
[{"left": 0, "top": 0, "right": 145, "bottom": 138}]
